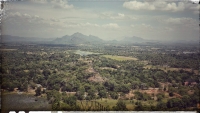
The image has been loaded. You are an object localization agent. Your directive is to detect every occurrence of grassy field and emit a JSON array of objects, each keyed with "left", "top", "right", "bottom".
[
  {"left": 144, "top": 65, "right": 179, "bottom": 72},
  {"left": 77, "top": 99, "right": 137, "bottom": 110},
  {"left": 96, "top": 99, "right": 157, "bottom": 110},
  {"left": 96, "top": 98, "right": 118, "bottom": 109},
  {"left": 102, "top": 55, "right": 138, "bottom": 61},
  {"left": 143, "top": 65, "right": 199, "bottom": 75}
]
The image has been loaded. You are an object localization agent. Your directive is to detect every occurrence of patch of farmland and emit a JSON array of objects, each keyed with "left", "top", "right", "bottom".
[{"left": 102, "top": 55, "right": 138, "bottom": 61}]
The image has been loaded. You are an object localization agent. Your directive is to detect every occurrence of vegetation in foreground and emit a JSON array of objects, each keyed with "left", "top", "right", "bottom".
[{"left": 1, "top": 43, "right": 199, "bottom": 111}]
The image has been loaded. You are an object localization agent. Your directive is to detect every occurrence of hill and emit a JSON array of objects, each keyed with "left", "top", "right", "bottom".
[
  {"left": 1, "top": 33, "right": 160, "bottom": 45},
  {"left": 53, "top": 32, "right": 103, "bottom": 45},
  {"left": 121, "top": 36, "right": 145, "bottom": 44}
]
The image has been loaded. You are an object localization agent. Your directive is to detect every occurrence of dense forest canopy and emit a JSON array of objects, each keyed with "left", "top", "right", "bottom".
[{"left": 1, "top": 43, "right": 199, "bottom": 111}]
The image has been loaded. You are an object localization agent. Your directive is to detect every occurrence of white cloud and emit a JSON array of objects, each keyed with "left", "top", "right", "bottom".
[
  {"left": 141, "top": 23, "right": 153, "bottom": 29},
  {"left": 30, "top": 0, "right": 48, "bottom": 4},
  {"left": 5, "top": 12, "right": 44, "bottom": 23},
  {"left": 130, "top": 23, "right": 154, "bottom": 33},
  {"left": 123, "top": 0, "right": 185, "bottom": 12},
  {"left": 193, "top": 10, "right": 199, "bottom": 14},
  {"left": 118, "top": 13, "right": 124, "bottom": 18},
  {"left": 66, "top": 22, "right": 119, "bottom": 29},
  {"left": 123, "top": 0, "right": 199, "bottom": 14},
  {"left": 165, "top": 17, "right": 198, "bottom": 25},
  {"left": 123, "top": 1, "right": 155, "bottom": 10},
  {"left": 131, "top": 23, "right": 152, "bottom": 28},
  {"left": 102, "top": 23, "right": 119, "bottom": 29},
  {"left": 2, "top": 11, "right": 67, "bottom": 37},
  {"left": 50, "top": 18, "right": 60, "bottom": 22},
  {"left": 30, "top": 0, "right": 73, "bottom": 9},
  {"left": 51, "top": 0, "right": 73, "bottom": 9},
  {"left": 164, "top": 27, "right": 173, "bottom": 31},
  {"left": 82, "top": 22, "right": 100, "bottom": 27},
  {"left": 65, "top": 22, "right": 100, "bottom": 28},
  {"left": 185, "top": 3, "right": 199, "bottom": 14},
  {"left": 3, "top": 0, "right": 199, "bottom": 41},
  {"left": 165, "top": 18, "right": 182, "bottom": 24},
  {"left": 99, "top": 12, "right": 125, "bottom": 20}
]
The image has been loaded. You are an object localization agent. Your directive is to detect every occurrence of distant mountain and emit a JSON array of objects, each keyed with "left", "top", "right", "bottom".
[
  {"left": 121, "top": 36, "right": 145, "bottom": 43},
  {"left": 106, "top": 39, "right": 119, "bottom": 44},
  {"left": 1, "top": 34, "right": 161, "bottom": 45},
  {"left": 53, "top": 32, "right": 103, "bottom": 44},
  {"left": 1, "top": 35, "right": 56, "bottom": 43}
]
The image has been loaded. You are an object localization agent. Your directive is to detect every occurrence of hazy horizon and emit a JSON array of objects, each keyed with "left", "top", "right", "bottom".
[{"left": 1, "top": 0, "right": 199, "bottom": 41}]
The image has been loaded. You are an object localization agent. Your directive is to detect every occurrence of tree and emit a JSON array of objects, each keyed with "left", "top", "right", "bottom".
[
  {"left": 178, "top": 88, "right": 188, "bottom": 96},
  {"left": 156, "top": 93, "right": 165, "bottom": 101},
  {"left": 190, "top": 90, "right": 200, "bottom": 107},
  {"left": 46, "top": 90, "right": 61, "bottom": 103},
  {"left": 163, "top": 86, "right": 166, "bottom": 91},
  {"left": 169, "top": 92, "right": 174, "bottom": 97},
  {"left": 29, "top": 69, "right": 35, "bottom": 81},
  {"left": 167, "top": 98, "right": 183, "bottom": 109},
  {"left": 182, "top": 95, "right": 191, "bottom": 108},
  {"left": 35, "top": 87, "right": 41, "bottom": 96},
  {"left": 2, "top": 82, "right": 15, "bottom": 91},
  {"left": 104, "top": 81, "right": 116, "bottom": 91},
  {"left": 42, "top": 69, "right": 51, "bottom": 79},
  {"left": 98, "top": 90, "right": 107, "bottom": 98},
  {"left": 134, "top": 101, "right": 143, "bottom": 110},
  {"left": 113, "top": 100, "right": 128, "bottom": 111},
  {"left": 75, "top": 86, "right": 85, "bottom": 100},
  {"left": 63, "top": 95, "right": 77, "bottom": 106},
  {"left": 156, "top": 101, "right": 167, "bottom": 110},
  {"left": 118, "top": 84, "right": 131, "bottom": 93},
  {"left": 87, "top": 87, "right": 96, "bottom": 99},
  {"left": 110, "top": 92, "right": 118, "bottom": 99},
  {"left": 52, "top": 101, "right": 61, "bottom": 110}
]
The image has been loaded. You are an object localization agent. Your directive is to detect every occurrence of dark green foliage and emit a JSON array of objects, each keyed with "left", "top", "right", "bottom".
[
  {"left": 104, "top": 81, "right": 116, "bottom": 91},
  {"left": 110, "top": 92, "right": 118, "bottom": 99},
  {"left": 42, "top": 69, "right": 51, "bottom": 79},
  {"left": 156, "top": 101, "right": 167, "bottom": 110},
  {"left": 75, "top": 87, "right": 85, "bottom": 100},
  {"left": 178, "top": 88, "right": 188, "bottom": 96},
  {"left": 87, "top": 87, "right": 96, "bottom": 99},
  {"left": 169, "top": 92, "right": 174, "bottom": 97},
  {"left": 156, "top": 93, "right": 165, "bottom": 101},
  {"left": 167, "top": 98, "right": 184, "bottom": 109},
  {"left": 134, "top": 91, "right": 151, "bottom": 101},
  {"left": 182, "top": 95, "right": 191, "bottom": 108},
  {"left": 134, "top": 101, "right": 143, "bottom": 110},
  {"left": 118, "top": 84, "right": 131, "bottom": 93},
  {"left": 46, "top": 90, "right": 61, "bottom": 103},
  {"left": 98, "top": 89, "right": 107, "bottom": 98},
  {"left": 189, "top": 89, "right": 200, "bottom": 106},
  {"left": 63, "top": 95, "right": 77, "bottom": 106},
  {"left": 2, "top": 44, "right": 199, "bottom": 111},
  {"left": 2, "top": 81, "right": 15, "bottom": 91},
  {"left": 35, "top": 87, "right": 41, "bottom": 96},
  {"left": 60, "top": 102, "right": 81, "bottom": 111},
  {"left": 112, "top": 100, "right": 128, "bottom": 111}
]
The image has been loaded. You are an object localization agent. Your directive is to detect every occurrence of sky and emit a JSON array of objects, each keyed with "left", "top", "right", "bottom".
[{"left": 1, "top": 0, "right": 199, "bottom": 41}]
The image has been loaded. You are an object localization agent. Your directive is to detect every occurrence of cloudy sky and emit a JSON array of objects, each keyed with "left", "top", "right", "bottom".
[{"left": 1, "top": 0, "right": 199, "bottom": 41}]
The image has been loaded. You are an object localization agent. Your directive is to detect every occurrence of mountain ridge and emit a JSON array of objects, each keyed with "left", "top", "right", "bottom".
[
  {"left": 53, "top": 32, "right": 103, "bottom": 44},
  {"left": 2, "top": 33, "right": 196, "bottom": 45}
]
